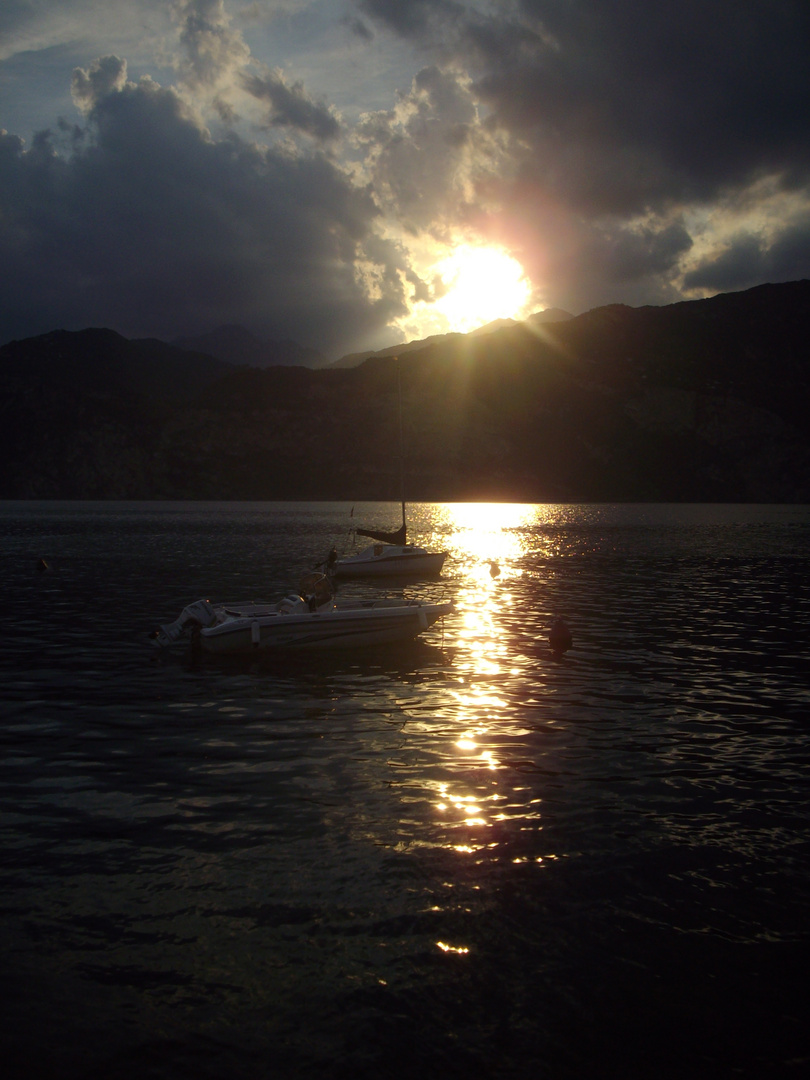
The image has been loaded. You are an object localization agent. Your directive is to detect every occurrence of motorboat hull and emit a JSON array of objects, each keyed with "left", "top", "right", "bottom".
[{"left": 153, "top": 598, "right": 453, "bottom": 654}]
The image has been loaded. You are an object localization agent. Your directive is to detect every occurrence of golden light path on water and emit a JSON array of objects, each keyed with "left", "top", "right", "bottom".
[{"left": 407, "top": 503, "right": 570, "bottom": 957}]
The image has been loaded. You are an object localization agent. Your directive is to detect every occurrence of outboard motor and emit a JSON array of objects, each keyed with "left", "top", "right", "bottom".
[
  {"left": 150, "top": 599, "right": 217, "bottom": 646},
  {"left": 298, "top": 571, "right": 333, "bottom": 610}
]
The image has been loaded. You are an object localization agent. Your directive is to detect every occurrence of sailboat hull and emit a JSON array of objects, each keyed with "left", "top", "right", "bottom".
[
  {"left": 333, "top": 545, "right": 447, "bottom": 578},
  {"left": 338, "top": 366, "right": 448, "bottom": 579}
]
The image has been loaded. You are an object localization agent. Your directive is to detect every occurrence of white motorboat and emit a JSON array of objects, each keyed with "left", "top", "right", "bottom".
[{"left": 151, "top": 579, "right": 452, "bottom": 654}]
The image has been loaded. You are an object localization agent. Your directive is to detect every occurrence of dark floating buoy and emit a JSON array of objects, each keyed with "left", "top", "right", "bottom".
[
  {"left": 549, "top": 616, "right": 573, "bottom": 656},
  {"left": 488, "top": 560, "right": 500, "bottom": 577},
  {"left": 36, "top": 557, "right": 50, "bottom": 573}
]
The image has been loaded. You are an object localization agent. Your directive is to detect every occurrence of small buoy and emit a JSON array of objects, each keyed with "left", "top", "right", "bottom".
[
  {"left": 549, "top": 616, "right": 572, "bottom": 655},
  {"left": 488, "top": 560, "right": 500, "bottom": 577},
  {"left": 36, "top": 557, "right": 50, "bottom": 573}
]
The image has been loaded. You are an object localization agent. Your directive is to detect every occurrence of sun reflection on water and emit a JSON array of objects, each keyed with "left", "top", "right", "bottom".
[
  {"left": 416, "top": 506, "right": 549, "bottom": 862},
  {"left": 388, "top": 504, "right": 571, "bottom": 879},
  {"left": 436, "top": 501, "right": 540, "bottom": 574},
  {"left": 436, "top": 941, "right": 470, "bottom": 955}
]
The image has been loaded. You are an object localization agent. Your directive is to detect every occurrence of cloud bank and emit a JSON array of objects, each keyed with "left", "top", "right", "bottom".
[{"left": 1, "top": 0, "right": 809, "bottom": 354}]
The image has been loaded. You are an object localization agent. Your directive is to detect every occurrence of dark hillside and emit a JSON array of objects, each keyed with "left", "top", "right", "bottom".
[
  {"left": 2, "top": 282, "right": 808, "bottom": 501},
  {"left": 1, "top": 327, "right": 233, "bottom": 401}
]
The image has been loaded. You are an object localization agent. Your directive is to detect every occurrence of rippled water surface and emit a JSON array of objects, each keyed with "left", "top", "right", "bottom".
[{"left": 2, "top": 501, "right": 809, "bottom": 1079}]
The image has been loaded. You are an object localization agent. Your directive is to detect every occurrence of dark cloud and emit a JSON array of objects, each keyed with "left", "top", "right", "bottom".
[
  {"left": 590, "top": 221, "right": 694, "bottom": 283},
  {"left": 242, "top": 70, "right": 340, "bottom": 141},
  {"left": 768, "top": 218, "right": 810, "bottom": 281},
  {"left": 72, "top": 54, "right": 129, "bottom": 109},
  {"left": 342, "top": 16, "right": 374, "bottom": 43},
  {"left": 357, "top": 0, "right": 810, "bottom": 309},
  {"left": 364, "top": 0, "right": 810, "bottom": 205},
  {"left": 174, "top": 0, "right": 250, "bottom": 92},
  {"left": 682, "top": 234, "right": 765, "bottom": 293},
  {"left": 684, "top": 218, "right": 810, "bottom": 293},
  {"left": 487, "top": 195, "right": 692, "bottom": 314},
  {"left": 3, "top": 1, "right": 810, "bottom": 353},
  {"left": 354, "top": 65, "right": 484, "bottom": 235},
  {"left": 358, "top": 0, "right": 458, "bottom": 39},
  {"left": 0, "top": 65, "right": 406, "bottom": 355}
]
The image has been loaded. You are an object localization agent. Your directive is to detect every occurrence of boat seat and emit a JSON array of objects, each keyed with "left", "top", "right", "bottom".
[{"left": 278, "top": 595, "right": 307, "bottom": 614}]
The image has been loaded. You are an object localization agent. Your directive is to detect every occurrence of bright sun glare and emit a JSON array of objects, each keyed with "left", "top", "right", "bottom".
[{"left": 430, "top": 245, "right": 532, "bottom": 334}]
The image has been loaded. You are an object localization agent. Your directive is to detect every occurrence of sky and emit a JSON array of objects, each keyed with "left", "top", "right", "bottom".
[{"left": 2, "top": 0, "right": 809, "bottom": 359}]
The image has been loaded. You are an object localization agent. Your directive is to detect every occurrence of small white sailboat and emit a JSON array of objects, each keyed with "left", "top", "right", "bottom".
[
  {"left": 330, "top": 510, "right": 448, "bottom": 578},
  {"left": 151, "top": 575, "right": 452, "bottom": 654},
  {"left": 332, "top": 362, "right": 448, "bottom": 579}
]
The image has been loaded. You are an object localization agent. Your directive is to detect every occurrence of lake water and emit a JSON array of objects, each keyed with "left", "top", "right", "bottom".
[{"left": 2, "top": 501, "right": 809, "bottom": 1079}]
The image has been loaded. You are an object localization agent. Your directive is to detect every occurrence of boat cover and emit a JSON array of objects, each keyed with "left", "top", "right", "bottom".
[{"left": 356, "top": 522, "right": 407, "bottom": 546}]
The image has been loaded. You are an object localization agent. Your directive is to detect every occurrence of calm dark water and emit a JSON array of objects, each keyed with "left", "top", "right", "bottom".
[{"left": 2, "top": 501, "right": 809, "bottom": 1079}]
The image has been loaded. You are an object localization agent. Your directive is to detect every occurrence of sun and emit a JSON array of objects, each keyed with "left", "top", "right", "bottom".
[
  {"left": 391, "top": 241, "right": 534, "bottom": 343},
  {"left": 431, "top": 245, "right": 532, "bottom": 333}
]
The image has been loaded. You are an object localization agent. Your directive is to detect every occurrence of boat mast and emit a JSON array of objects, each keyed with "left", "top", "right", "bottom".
[{"left": 397, "top": 359, "right": 406, "bottom": 535}]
